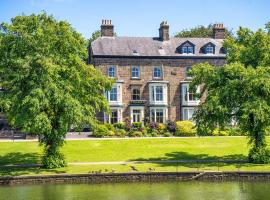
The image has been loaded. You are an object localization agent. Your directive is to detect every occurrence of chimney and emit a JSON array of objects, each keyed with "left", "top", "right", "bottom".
[
  {"left": 213, "top": 23, "right": 225, "bottom": 39},
  {"left": 159, "top": 21, "right": 169, "bottom": 41},
  {"left": 101, "top": 19, "right": 114, "bottom": 37}
]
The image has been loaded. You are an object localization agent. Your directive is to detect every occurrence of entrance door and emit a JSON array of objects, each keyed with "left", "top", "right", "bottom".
[{"left": 132, "top": 109, "right": 141, "bottom": 122}]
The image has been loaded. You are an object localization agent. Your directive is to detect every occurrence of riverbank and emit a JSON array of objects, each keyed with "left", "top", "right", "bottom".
[{"left": 1, "top": 171, "right": 270, "bottom": 186}]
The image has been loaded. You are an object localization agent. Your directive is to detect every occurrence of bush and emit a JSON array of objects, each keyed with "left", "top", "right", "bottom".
[
  {"left": 132, "top": 122, "right": 143, "bottom": 129},
  {"left": 124, "top": 118, "right": 132, "bottom": 131},
  {"left": 149, "top": 122, "right": 158, "bottom": 130},
  {"left": 93, "top": 124, "right": 109, "bottom": 137},
  {"left": 150, "top": 130, "right": 158, "bottom": 137},
  {"left": 166, "top": 120, "right": 176, "bottom": 133},
  {"left": 158, "top": 123, "right": 167, "bottom": 134},
  {"left": 129, "top": 131, "right": 143, "bottom": 137},
  {"left": 107, "top": 130, "right": 115, "bottom": 137},
  {"left": 175, "top": 121, "right": 196, "bottom": 136},
  {"left": 104, "top": 123, "right": 114, "bottom": 131},
  {"left": 248, "top": 147, "right": 270, "bottom": 164},
  {"left": 113, "top": 122, "right": 125, "bottom": 130},
  {"left": 163, "top": 132, "right": 172, "bottom": 137},
  {"left": 228, "top": 127, "right": 246, "bottom": 136},
  {"left": 115, "top": 129, "right": 126, "bottom": 137},
  {"left": 211, "top": 129, "right": 229, "bottom": 136}
]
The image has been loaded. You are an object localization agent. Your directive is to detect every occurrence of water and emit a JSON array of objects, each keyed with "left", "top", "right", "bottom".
[{"left": 0, "top": 181, "right": 269, "bottom": 200}]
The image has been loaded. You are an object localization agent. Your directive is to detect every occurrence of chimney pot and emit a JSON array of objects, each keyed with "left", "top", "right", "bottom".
[
  {"left": 213, "top": 23, "right": 225, "bottom": 39},
  {"left": 159, "top": 21, "right": 169, "bottom": 41},
  {"left": 101, "top": 19, "right": 114, "bottom": 37}
]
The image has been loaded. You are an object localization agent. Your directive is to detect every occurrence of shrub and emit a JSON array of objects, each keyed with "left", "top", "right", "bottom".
[
  {"left": 166, "top": 120, "right": 176, "bottom": 133},
  {"left": 132, "top": 122, "right": 143, "bottom": 129},
  {"left": 149, "top": 122, "right": 158, "bottom": 130},
  {"left": 175, "top": 121, "right": 196, "bottom": 136},
  {"left": 228, "top": 127, "right": 246, "bottom": 136},
  {"left": 158, "top": 123, "right": 167, "bottom": 134},
  {"left": 124, "top": 118, "right": 132, "bottom": 131},
  {"left": 211, "top": 129, "right": 229, "bottom": 136},
  {"left": 93, "top": 124, "right": 109, "bottom": 137},
  {"left": 150, "top": 130, "right": 158, "bottom": 137},
  {"left": 115, "top": 129, "right": 126, "bottom": 137},
  {"left": 248, "top": 147, "right": 270, "bottom": 164},
  {"left": 129, "top": 131, "right": 143, "bottom": 137},
  {"left": 104, "top": 123, "right": 114, "bottom": 131},
  {"left": 163, "top": 132, "right": 172, "bottom": 137},
  {"left": 113, "top": 122, "right": 125, "bottom": 130},
  {"left": 107, "top": 130, "right": 115, "bottom": 137}
]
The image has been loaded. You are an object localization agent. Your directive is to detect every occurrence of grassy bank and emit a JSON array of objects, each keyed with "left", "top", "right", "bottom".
[{"left": 0, "top": 137, "right": 270, "bottom": 176}]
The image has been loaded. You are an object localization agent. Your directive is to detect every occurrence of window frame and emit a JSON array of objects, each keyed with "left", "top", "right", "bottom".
[
  {"left": 108, "top": 66, "right": 117, "bottom": 78},
  {"left": 132, "top": 88, "right": 141, "bottom": 100},
  {"left": 205, "top": 45, "right": 214, "bottom": 54},
  {"left": 131, "top": 66, "right": 140, "bottom": 79},
  {"left": 150, "top": 108, "right": 167, "bottom": 123},
  {"left": 182, "top": 107, "right": 195, "bottom": 121},
  {"left": 181, "top": 83, "right": 200, "bottom": 106},
  {"left": 153, "top": 66, "right": 162, "bottom": 79}
]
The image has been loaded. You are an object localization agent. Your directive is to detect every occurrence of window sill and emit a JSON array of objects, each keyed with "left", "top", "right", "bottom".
[{"left": 131, "top": 78, "right": 141, "bottom": 80}]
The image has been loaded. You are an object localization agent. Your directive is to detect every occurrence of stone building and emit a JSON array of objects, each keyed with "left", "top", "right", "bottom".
[{"left": 89, "top": 20, "right": 226, "bottom": 124}]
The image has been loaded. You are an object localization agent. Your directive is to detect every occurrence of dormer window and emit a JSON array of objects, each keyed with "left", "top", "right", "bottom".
[
  {"left": 203, "top": 43, "right": 215, "bottom": 54},
  {"left": 108, "top": 66, "right": 116, "bottom": 78},
  {"left": 178, "top": 41, "right": 195, "bottom": 54}
]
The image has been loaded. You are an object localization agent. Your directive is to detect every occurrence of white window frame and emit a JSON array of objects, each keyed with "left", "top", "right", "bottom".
[
  {"left": 181, "top": 83, "right": 200, "bottom": 106},
  {"left": 108, "top": 66, "right": 116, "bottom": 78},
  {"left": 106, "top": 83, "right": 123, "bottom": 106},
  {"left": 206, "top": 45, "right": 214, "bottom": 54},
  {"left": 153, "top": 66, "right": 162, "bottom": 79},
  {"left": 131, "top": 66, "right": 140, "bottom": 79},
  {"left": 150, "top": 107, "right": 168, "bottom": 123},
  {"left": 182, "top": 107, "right": 195, "bottom": 121},
  {"left": 149, "top": 83, "right": 167, "bottom": 105},
  {"left": 185, "top": 66, "right": 192, "bottom": 79},
  {"left": 130, "top": 106, "right": 144, "bottom": 123},
  {"left": 104, "top": 108, "right": 123, "bottom": 124},
  {"left": 182, "top": 46, "right": 194, "bottom": 54}
]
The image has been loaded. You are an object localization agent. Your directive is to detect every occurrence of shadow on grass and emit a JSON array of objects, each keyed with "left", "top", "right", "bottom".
[
  {"left": 0, "top": 152, "right": 40, "bottom": 165},
  {"left": 0, "top": 152, "right": 67, "bottom": 176},
  {"left": 129, "top": 151, "right": 249, "bottom": 170}
]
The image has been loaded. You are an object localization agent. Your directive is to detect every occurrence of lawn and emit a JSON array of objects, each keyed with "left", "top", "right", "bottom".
[{"left": 0, "top": 137, "right": 270, "bottom": 176}]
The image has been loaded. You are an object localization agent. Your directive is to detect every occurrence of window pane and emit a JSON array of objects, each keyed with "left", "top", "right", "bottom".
[
  {"left": 156, "top": 86, "right": 163, "bottom": 101},
  {"left": 108, "top": 66, "right": 116, "bottom": 77},
  {"left": 132, "top": 66, "right": 140, "bottom": 78},
  {"left": 151, "top": 109, "right": 155, "bottom": 122},
  {"left": 183, "top": 109, "right": 188, "bottom": 120},
  {"left": 182, "top": 46, "right": 187, "bottom": 54},
  {"left": 110, "top": 87, "right": 117, "bottom": 101},
  {"left": 206, "top": 46, "right": 214, "bottom": 54},
  {"left": 186, "top": 66, "right": 192, "bottom": 78},
  {"left": 156, "top": 109, "right": 164, "bottom": 123},
  {"left": 154, "top": 67, "right": 162, "bottom": 78},
  {"left": 110, "top": 110, "right": 118, "bottom": 124},
  {"left": 188, "top": 108, "right": 195, "bottom": 120},
  {"left": 187, "top": 46, "right": 193, "bottom": 54},
  {"left": 132, "top": 89, "right": 140, "bottom": 100}
]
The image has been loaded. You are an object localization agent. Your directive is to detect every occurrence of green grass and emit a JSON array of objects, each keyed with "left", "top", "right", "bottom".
[{"left": 0, "top": 137, "right": 270, "bottom": 176}]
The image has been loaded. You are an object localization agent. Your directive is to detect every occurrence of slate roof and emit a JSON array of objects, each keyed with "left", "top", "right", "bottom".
[{"left": 91, "top": 36, "right": 225, "bottom": 57}]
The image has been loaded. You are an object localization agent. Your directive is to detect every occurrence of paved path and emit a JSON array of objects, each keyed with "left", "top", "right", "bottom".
[{"left": 1, "top": 159, "right": 247, "bottom": 168}]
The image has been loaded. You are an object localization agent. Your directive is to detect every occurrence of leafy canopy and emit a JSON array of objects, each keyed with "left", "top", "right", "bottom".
[
  {"left": 0, "top": 12, "right": 113, "bottom": 168},
  {"left": 175, "top": 24, "right": 233, "bottom": 38},
  {"left": 191, "top": 23, "right": 270, "bottom": 163}
]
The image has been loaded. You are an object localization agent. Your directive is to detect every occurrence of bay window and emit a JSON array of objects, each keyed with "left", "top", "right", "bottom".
[
  {"left": 181, "top": 83, "right": 200, "bottom": 106},
  {"left": 150, "top": 108, "right": 168, "bottom": 123},
  {"left": 149, "top": 83, "right": 167, "bottom": 105}
]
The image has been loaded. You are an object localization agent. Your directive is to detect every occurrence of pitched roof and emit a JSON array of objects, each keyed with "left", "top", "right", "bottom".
[{"left": 91, "top": 36, "right": 225, "bottom": 57}]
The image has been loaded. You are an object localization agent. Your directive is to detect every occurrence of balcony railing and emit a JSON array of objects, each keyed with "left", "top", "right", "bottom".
[{"left": 129, "top": 100, "right": 147, "bottom": 105}]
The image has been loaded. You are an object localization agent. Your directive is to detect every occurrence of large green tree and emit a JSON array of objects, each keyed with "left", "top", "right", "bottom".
[
  {"left": 190, "top": 23, "right": 270, "bottom": 163},
  {"left": 175, "top": 24, "right": 232, "bottom": 38},
  {"left": 0, "top": 13, "right": 112, "bottom": 168}
]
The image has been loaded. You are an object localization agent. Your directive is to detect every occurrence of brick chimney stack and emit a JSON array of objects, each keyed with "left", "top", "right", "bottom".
[
  {"left": 213, "top": 23, "right": 225, "bottom": 39},
  {"left": 101, "top": 19, "right": 114, "bottom": 37},
  {"left": 159, "top": 21, "right": 169, "bottom": 41}
]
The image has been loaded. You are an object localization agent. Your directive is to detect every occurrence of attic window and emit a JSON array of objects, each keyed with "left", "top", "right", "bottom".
[
  {"left": 205, "top": 45, "right": 214, "bottom": 54},
  {"left": 132, "top": 50, "right": 139, "bottom": 56},
  {"left": 180, "top": 42, "right": 194, "bottom": 54}
]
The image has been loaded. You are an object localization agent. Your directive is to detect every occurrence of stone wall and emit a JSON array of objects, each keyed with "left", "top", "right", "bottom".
[
  {"left": 1, "top": 172, "right": 270, "bottom": 186},
  {"left": 92, "top": 57, "right": 226, "bottom": 122}
]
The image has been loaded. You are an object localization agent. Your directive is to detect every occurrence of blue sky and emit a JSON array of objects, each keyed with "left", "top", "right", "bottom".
[{"left": 1, "top": 0, "right": 269, "bottom": 39}]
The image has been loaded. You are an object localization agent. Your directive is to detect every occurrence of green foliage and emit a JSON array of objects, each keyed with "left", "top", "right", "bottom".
[
  {"left": 175, "top": 24, "right": 233, "bottom": 38},
  {"left": 191, "top": 22, "right": 270, "bottom": 163},
  {"left": 157, "top": 123, "right": 167, "bottom": 134},
  {"left": 175, "top": 121, "right": 197, "bottom": 136},
  {"left": 107, "top": 130, "right": 115, "bottom": 137},
  {"left": 88, "top": 30, "right": 101, "bottom": 46},
  {"left": 93, "top": 125, "right": 109, "bottom": 137},
  {"left": 211, "top": 129, "right": 229, "bottom": 136},
  {"left": 113, "top": 122, "right": 125, "bottom": 130},
  {"left": 164, "top": 132, "right": 172, "bottom": 137},
  {"left": 115, "top": 129, "right": 126, "bottom": 137},
  {"left": 132, "top": 122, "right": 142, "bottom": 129},
  {"left": 104, "top": 123, "right": 115, "bottom": 131},
  {"left": 129, "top": 131, "right": 143, "bottom": 137},
  {"left": 0, "top": 13, "right": 113, "bottom": 168},
  {"left": 248, "top": 146, "right": 270, "bottom": 164}
]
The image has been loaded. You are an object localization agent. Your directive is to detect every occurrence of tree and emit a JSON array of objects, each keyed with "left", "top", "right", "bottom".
[
  {"left": 190, "top": 23, "right": 270, "bottom": 163},
  {"left": 0, "top": 13, "right": 113, "bottom": 168},
  {"left": 175, "top": 24, "right": 233, "bottom": 38},
  {"left": 88, "top": 30, "right": 101, "bottom": 46}
]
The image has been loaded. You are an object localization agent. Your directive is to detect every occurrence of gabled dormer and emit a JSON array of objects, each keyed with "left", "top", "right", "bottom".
[
  {"left": 177, "top": 41, "right": 195, "bottom": 54},
  {"left": 219, "top": 47, "right": 226, "bottom": 54},
  {"left": 201, "top": 42, "right": 215, "bottom": 54}
]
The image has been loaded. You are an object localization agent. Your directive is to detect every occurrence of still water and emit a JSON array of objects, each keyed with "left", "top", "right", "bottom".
[{"left": 0, "top": 181, "right": 269, "bottom": 200}]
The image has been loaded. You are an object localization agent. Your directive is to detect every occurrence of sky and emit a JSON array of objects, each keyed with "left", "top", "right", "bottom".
[{"left": 0, "top": 0, "right": 269, "bottom": 39}]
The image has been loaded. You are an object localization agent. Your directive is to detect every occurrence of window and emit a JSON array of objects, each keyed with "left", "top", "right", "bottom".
[
  {"left": 153, "top": 66, "right": 162, "bottom": 79},
  {"left": 106, "top": 86, "right": 118, "bottom": 101},
  {"left": 130, "top": 107, "right": 144, "bottom": 123},
  {"left": 186, "top": 66, "right": 192, "bottom": 79},
  {"left": 182, "top": 46, "right": 194, "bottom": 54},
  {"left": 108, "top": 66, "right": 116, "bottom": 78},
  {"left": 182, "top": 83, "right": 200, "bottom": 106},
  {"left": 156, "top": 86, "right": 163, "bottom": 101},
  {"left": 183, "top": 107, "right": 195, "bottom": 121},
  {"left": 205, "top": 45, "right": 214, "bottom": 54},
  {"left": 131, "top": 66, "right": 140, "bottom": 78},
  {"left": 150, "top": 108, "right": 167, "bottom": 123},
  {"left": 149, "top": 84, "right": 167, "bottom": 105},
  {"left": 132, "top": 89, "right": 140, "bottom": 100},
  {"left": 110, "top": 110, "right": 118, "bottom": 124},
  {"left": 132, "top": 109, "right": 141, "bottom": 122}
]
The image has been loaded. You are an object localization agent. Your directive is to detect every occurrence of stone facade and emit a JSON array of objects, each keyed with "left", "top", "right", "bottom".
[{"left": 90, "top": 20, "right": 226, "bottom": 124}]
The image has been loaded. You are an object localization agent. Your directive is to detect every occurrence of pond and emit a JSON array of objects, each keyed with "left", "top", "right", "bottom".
[{"left": 0, "top": 181, "right": 269, "bottom": 200}]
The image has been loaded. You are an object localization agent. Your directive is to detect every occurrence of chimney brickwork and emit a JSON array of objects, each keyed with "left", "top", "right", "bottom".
[
  {"left": 159, "top": 21, "right": 169, "bottom": 41},
  {"left": 213, "top": 23, "right": 225, "bottom": 39},
  {"left": 101, "top": 19, "right": 114, "bottom": 37}
]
